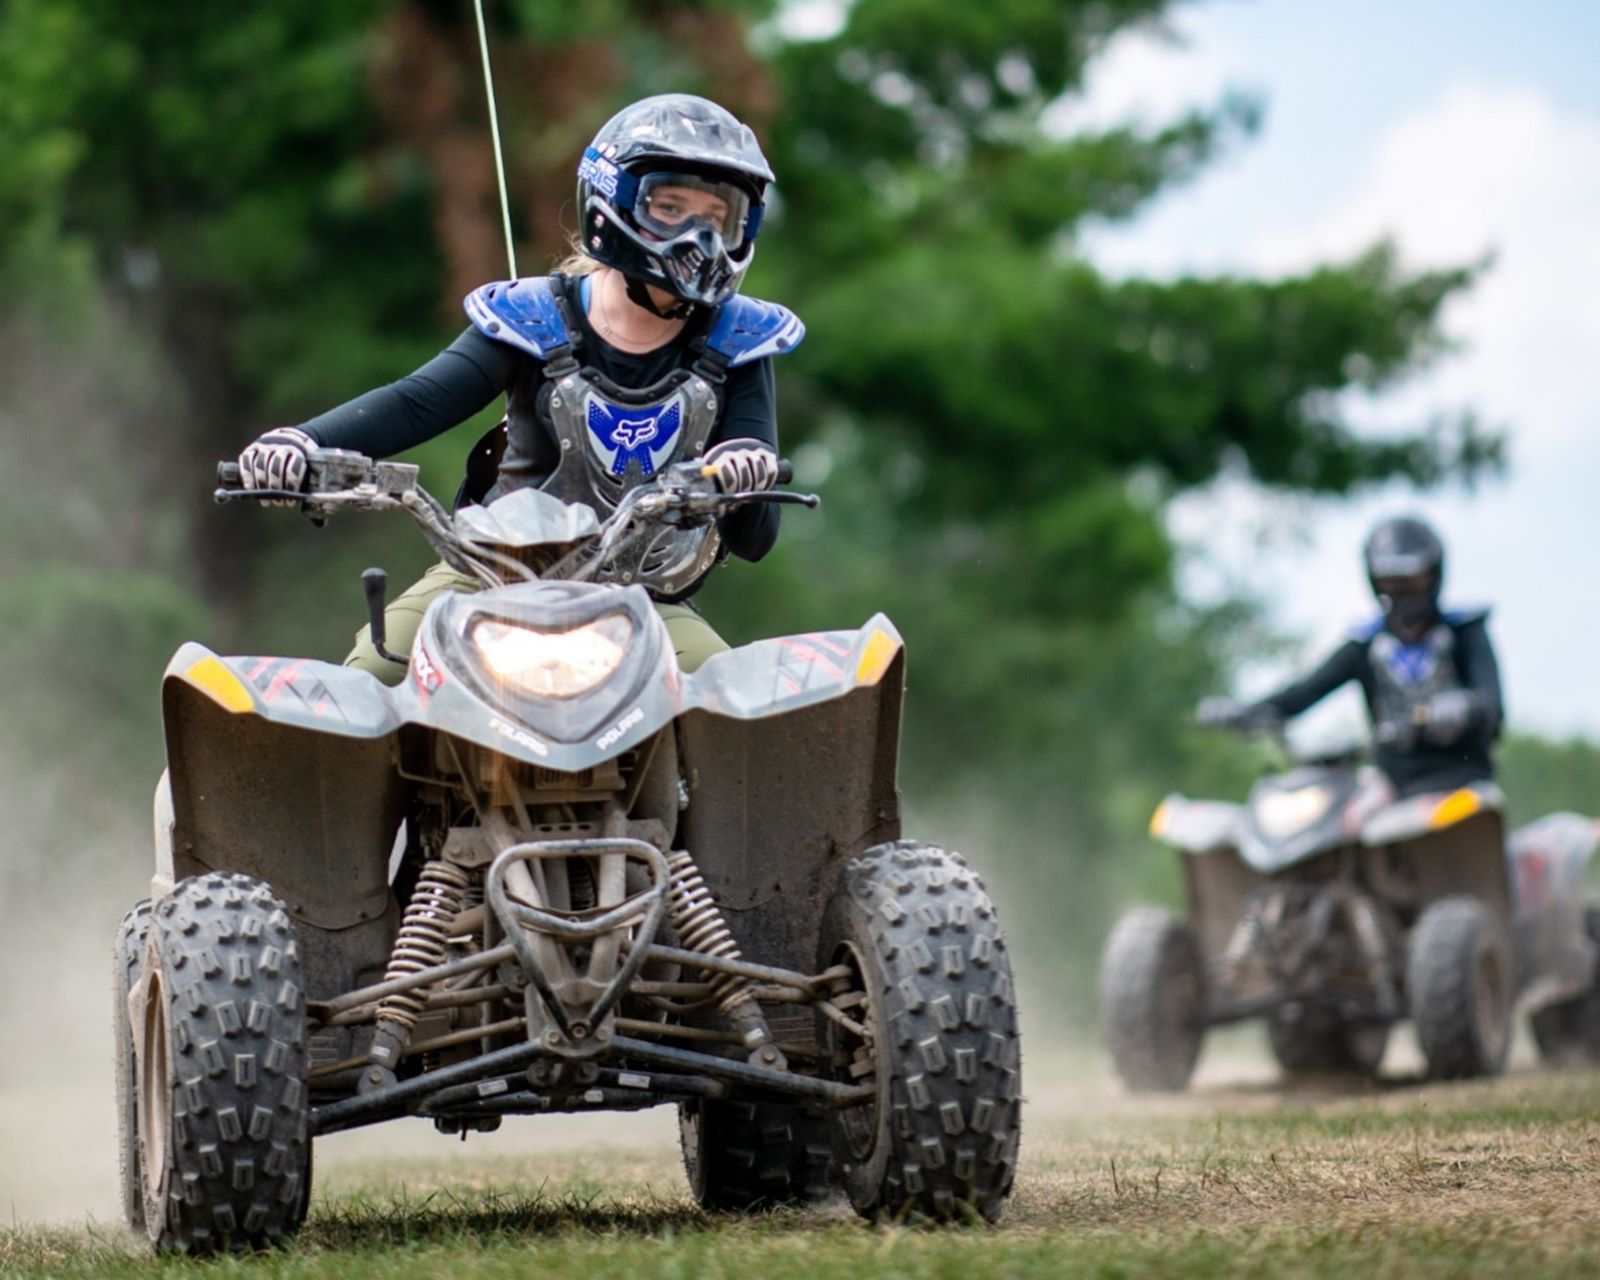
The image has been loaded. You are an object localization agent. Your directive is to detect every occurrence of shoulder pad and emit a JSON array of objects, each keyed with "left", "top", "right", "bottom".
[
  {"left": 463, "top": 277, "right": 573, "bottom": 361},
  {"left": 1348, "top": 615, "right": 1384, "bottom": 642},
  {"left": 704, "top": 295, "right": 805, "bottom": 368},
  {"left": 1444, "top": 606, "right": 1491, "bottom": 628}
]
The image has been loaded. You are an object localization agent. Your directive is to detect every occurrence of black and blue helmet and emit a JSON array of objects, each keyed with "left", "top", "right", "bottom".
[
  {"left": 1365, "top": 516, "right": 1445, "bottom": 637},
  {"left": 576, "top": 94, "right": 774, "bottom": 308}
]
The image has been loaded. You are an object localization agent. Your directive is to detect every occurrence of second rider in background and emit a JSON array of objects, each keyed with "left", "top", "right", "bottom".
[{"left": 1207, "top": 516, "right": 1504, "bottom": 796}]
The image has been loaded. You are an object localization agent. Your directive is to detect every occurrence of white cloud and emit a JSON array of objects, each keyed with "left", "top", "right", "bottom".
[{"left": 1045, "top": 11, "right": 1240, "bottom": 137}]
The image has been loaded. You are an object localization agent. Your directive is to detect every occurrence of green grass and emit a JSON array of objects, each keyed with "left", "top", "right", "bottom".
[{"left": 8, "top": 1065, "right": 1600, "bottom": 1279}]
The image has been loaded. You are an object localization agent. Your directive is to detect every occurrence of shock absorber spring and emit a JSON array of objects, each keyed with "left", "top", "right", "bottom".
[
  {"left": 363, "top": 861, "right": 469, "bottom": 1084},
  {"left": 666, "top": 850, "right": 748, "bottom": 1011},
  {"left": 665, "top": 850, "right": 784, "bottom": 1066}
]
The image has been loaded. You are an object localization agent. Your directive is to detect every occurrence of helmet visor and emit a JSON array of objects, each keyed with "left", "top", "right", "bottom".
[{"left": 633, "top": 171, "right": 752, "bottom": 251}]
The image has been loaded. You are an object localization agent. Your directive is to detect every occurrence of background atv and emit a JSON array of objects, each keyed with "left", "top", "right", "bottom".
[
  {"left": 115, "top": 449, "right": 1020, "bottom": 1254},
  {"left": 1100, "top": 707, "right": 1600, "bottom": 1090}
]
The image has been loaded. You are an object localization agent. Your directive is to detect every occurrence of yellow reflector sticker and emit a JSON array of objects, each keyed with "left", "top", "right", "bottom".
[
  {"left": 854, "top": 629, "right": 899, "bottom": 686},
  {"left": 1149, "top": 799, "right": 1173, "bottom": 838},
  {"left": 1429, "top": 788, "right": 1482, "bottom": 830},
  {"left": 184, "top": 656, "right": 255, "bottom": 714}
]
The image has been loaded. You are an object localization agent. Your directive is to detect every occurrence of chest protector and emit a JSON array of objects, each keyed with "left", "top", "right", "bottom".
[
  {"left": 464, "top": 274, "right": 804, "bottom": 599},
  {"left": 1368, "top": 622, "right": 1466, "bottom": 730}
]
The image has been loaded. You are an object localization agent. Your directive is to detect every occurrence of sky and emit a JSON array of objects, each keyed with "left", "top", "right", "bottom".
[{"left": 1061, "top": 0, "right": 1600, "bottom": 742}]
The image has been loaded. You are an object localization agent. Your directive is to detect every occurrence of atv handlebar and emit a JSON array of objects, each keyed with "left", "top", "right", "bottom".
[
  {"left": 215, "top": 454, "right": 804, "bottom": 506},
  {"left": 214, "top": 448, "right": 816, "bottom": 590}
]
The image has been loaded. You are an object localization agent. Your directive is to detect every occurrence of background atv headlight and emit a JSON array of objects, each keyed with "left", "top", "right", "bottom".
[
  {"left": 1254, "top": 785, "right": 1332, "bottom": 839},
  {"left": 470, "top": 614, "right": 632, "bottom": 698}
]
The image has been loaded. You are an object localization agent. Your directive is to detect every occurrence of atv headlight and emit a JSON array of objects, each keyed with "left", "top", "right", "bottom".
[
  {"left": 1254, "top": 785, "right": 1332, "bottom": 839},
  {"left": 470, "top": 614, "right": 632, "bottom": 699}
]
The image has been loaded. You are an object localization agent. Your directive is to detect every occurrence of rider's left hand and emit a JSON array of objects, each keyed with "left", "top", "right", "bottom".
[
  {"left": 1421, "top": 689, "right": 1477, "bottom": 744},
  {"left": 704, "top": 439, "right": 779, "bottom": 494}
]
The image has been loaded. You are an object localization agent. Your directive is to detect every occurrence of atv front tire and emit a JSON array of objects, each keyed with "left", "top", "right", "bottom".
[
  {"left": 1267, "top": 1010, "right": 1389, "bottom": 1078},
  {"left": 136, "top": 874, "right": 311, "bottom": 1253},
  {"left": 1530, "top": 905, "right": 1600, "bottom": 1067},
  {"left": 1099, "top": 907, "right": 1205, "bottom": 1092},
  {"left": 678, "top": 1099, "right": 834, "bottom": 1210},
  {"left": 820, "top": 841, "right": 1020, "bottom": 1223},
  {"left": 114, "top": 901, "right": 153, "bottom": 1232},
  {"left": 1407, "top": 895, "right": 1511, "bottom": 1080}
]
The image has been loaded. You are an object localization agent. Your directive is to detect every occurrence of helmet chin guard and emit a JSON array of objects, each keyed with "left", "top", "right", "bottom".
[{"left": 583, "top": 197, "right": 744, "bottom": 307}]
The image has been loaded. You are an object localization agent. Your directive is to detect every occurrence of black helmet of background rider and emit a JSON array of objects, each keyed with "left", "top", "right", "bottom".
[
  {"left": 1364, "top": 516, "right": 1445, "bottom": 643},
  {"left": 575, "top": 94, "right": 775, "bottom": 313}
]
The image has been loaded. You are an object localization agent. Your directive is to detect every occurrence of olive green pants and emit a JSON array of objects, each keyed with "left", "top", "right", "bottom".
[{"left": 345, "top": 560, "right": 730, "bottom": 685}]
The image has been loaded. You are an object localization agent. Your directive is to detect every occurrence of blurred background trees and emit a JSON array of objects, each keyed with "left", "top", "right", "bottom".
[{"left": 0, "top": 0, "right": 1572, "bottom": 1018}]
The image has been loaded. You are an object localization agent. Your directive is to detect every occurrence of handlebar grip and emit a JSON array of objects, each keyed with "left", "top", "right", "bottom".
[
  {"left": 776, "top": 459, "right": 794, "bottom": 485},
  {"left": 217, "top": 461, "right": 242, "bottom": 488}
]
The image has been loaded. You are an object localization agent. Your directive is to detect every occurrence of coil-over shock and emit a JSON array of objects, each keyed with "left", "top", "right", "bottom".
[
  {"left": 666, "top": 850, "right": 785, "bottom": 1067},
  {"left": 361, "top": 861, "right": 470, "bottom": 1091}
]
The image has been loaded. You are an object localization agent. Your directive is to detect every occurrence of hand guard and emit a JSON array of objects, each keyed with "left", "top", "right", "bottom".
[
  {"left": 1196, "top": 696, "right": 1278, "bottom": 732},
  {"left": 1422, "top": 689, "right": 1477, "bottom": 744},
  {"left": 239, "top": 427, "right": 314, "bottom": 506},
  {"left": 704, "top": 438, "right": 779, "bottom": 495}
]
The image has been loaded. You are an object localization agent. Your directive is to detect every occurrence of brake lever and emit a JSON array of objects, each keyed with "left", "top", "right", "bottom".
[
  {"left": 730, "top": 489, "right": 821, "bottom": 508},
  {"left": 214, "top": 486, "right": 306, "bottom": 504}
]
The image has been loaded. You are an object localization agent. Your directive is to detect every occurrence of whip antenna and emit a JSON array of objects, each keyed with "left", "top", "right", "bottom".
[{"left": 473, "top": 0, "right": 517, "bottom": 278}]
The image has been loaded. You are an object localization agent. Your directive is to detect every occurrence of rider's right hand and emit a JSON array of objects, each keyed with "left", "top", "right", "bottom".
[{"left": 239, "top": 427, "right": 314, "bottom": 506}]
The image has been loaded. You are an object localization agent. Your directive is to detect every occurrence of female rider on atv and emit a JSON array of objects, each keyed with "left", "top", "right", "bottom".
[{"left": 236, "top": 93, "right": 801, "bottom": 680}]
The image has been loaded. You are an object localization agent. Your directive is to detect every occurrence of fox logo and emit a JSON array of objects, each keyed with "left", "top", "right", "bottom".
[
  {"left": 611, "top": 418, "right": 660, "bottom": 450},
  {"left": 587, "top": 395, "right": 683, "bottom": 477}
]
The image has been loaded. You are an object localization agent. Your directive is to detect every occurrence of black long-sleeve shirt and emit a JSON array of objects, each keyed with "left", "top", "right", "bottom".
[
  {"left": 1259, "top": 612, "right": 1504, "bottom": 795},
  {"left": 296, "top": 294, "right": 780, "bottom": 565}
]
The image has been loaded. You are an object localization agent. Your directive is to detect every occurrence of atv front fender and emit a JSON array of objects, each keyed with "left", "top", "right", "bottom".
[
  {"left": 161, "top": 644, "right": 403, "bottom": 1002},
  {"left": 1151, "top": 795, "right": 1242, "bottom": 856},
  {"left": 677, "top": 619, "right": 906, "bottom": 975},
  {"left": 1358, "top": 781, "right": 1505, "bottom": 847}
]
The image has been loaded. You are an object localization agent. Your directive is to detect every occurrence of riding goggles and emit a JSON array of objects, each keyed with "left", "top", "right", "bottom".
[{"left": 581, "top": 149, "right": 762, "bottom": 249}]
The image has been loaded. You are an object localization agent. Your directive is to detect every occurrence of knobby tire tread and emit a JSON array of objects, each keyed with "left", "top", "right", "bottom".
[
  {"left": 115, "top": 901, "right": 153, "bottom": 1232},
  {"left": 1407, "top": 895, "right": 1510, "bottom": 1080},
  {"left": 678, "top": 1099, "right": 835, "bottom": 1211},
  {"left": 830, "top": 840, "right": 1021, "bottom": 1223},
  {"left": 1099, "top": 907, "right": 1203, "bottom": 1093},
  {"left": 144, "top": 873, "right": 311, "bottom": 1254}
]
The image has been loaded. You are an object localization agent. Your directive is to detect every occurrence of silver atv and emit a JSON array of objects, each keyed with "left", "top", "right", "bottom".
[
  {"left": 114, "top": 449, "right": 1021, "bottom": 1253},
  {"left": 1100, "top": 707, "right": 1600, "bottom": 1090}
]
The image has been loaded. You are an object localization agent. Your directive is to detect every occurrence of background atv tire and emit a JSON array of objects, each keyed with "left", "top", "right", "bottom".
[
  {"left": 678, "top": 1099, "right": 835, "bottom": 1211},
  {"left": 1530, "top": 905, "right": 1600, "bottom": 1067},
  {"left": 1407, "top": 895, "right": 1511, "bottom": 1080},
  {"left": 137, "top": 873, "right": 311, "bottom": 1253},
  {"left": 114, "top": 901, "right": 153, "bottom": 1232},
  {"left": 820, "top": 841, "right": 1020, "bottom": 1223},
  {"left": 1100, "top": 907, "right": 1205, "bottom": 1092},
  {"left": 1267, "top": 1011, "right": 1389, "bottom": 1078}
]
